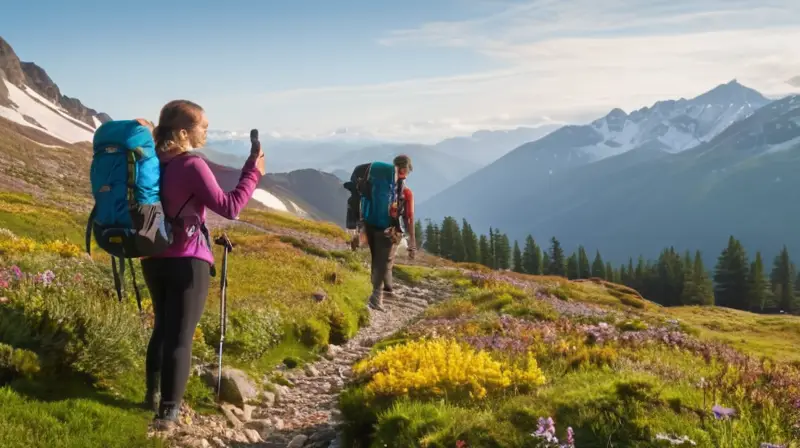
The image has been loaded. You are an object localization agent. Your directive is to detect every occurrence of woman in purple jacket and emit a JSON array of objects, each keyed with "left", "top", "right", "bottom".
[{"left": 142, "top": 100, "right": 264, "bottom": 428}]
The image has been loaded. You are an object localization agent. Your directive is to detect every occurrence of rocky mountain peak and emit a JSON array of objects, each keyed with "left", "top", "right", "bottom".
[
  {"left": 0, "top": 37, "right": 26, "bottom": 88},
  {"left": 0, "top": 36, "right": 111, "bottom": 128},
  {"left": 691, "top": 79, "right": 769, "bottom": 107}
]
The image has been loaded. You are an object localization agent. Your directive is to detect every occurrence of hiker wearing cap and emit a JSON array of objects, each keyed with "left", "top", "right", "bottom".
[{"left": 142, "top": 100, "right": 264, "bottom": 429}]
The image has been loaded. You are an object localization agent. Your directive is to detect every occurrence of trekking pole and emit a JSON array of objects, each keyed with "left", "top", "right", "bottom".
[{"left": 214, "top": 232, "right": 234, "bottom": 400}]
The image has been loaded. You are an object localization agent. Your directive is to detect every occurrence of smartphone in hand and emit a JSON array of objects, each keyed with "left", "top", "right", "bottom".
[{"left": 250, "top": 129, "right": 259, "bottom": 142}]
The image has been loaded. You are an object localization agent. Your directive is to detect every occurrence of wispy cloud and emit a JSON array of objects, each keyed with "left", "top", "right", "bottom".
[{"left": 247, "top": 0, "right": 800, "bottom": 142}]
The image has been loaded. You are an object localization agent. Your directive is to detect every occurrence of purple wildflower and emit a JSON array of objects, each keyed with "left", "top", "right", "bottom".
[
  {"left": 712, "top": 405, "right": 735, "bottom": 420},
  {"left": 11, "top": 265, "right": 22, "bottom": 279}
]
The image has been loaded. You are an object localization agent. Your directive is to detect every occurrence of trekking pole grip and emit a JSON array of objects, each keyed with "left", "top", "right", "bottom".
[{"left": 214, "top": 233, "right": 234, "bottom": 252}]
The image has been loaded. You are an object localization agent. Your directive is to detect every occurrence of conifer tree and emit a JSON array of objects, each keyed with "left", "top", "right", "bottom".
[
  {"left": 634, "top": 256, "right": 646, "bottom": 291},
  {"left": 682, "top": 250, "right": 713, "bottom": 306},
  {"left": 488, "top": 227, "right": 496, "bottom": 269},
  {"left": 771, "top": 245, "right": 795, "bottom": 313},
  {"left": 714, "top": 236, "right": 750, "bottom": 310},
  {"left": 548, "top": 237, "right": 566, "bottom": 277},
  {"left": 522, "top": 235, "right": 543, "bottom": 275},
  {"left": 591, "top": 250, "right": 605, "bottom": 279},
  {"left": 680, "top": 250, "right": 697, "bottom": 305},
  {"left": 693, "top": 251, "right": 715, "bottom": 306},
  {"left": 423, "top": 220, "right": 440, "bottom": 255},
  {"left": 513, "top": 241, "right": 523, "bottom": 273},
  {"left": 461, "top": 219, "right": 479, "bottom": 263},
  {"left": 522, "top": 236, "right": 535, "bottom": 274},
  {"left": 542, "top": 252, "right": 551, "bottom": 275},
  {"left": 748, "top": 251, "right": 769, "bottom": 312},
  {"left": 441, "top": 217, "right": 465, "bottom": 262},
  {"left": 605, "top": 262, "right": 614, "bottom": 282},
  {"left": 578, "top": 246, "right": 590, "bottom": 279},
  {"left": 626, "top": 258, "right": 635, "bottom": 286},
  {"left": 567, "top": 253, "right": 579, "bottom": 280},
  {"left": 496, "top": 232, "right": 511, "bottom": 270},
  {"left": 479, "top": 235, "right": 492, "bottom": 268},
  {"left": 655, "top": 247, "right": 684, "bottom": 306}
]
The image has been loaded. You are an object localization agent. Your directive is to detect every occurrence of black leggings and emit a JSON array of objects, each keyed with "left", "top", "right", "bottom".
[{"left": 141, "top": 257, "right": 210, "bottom": 406}]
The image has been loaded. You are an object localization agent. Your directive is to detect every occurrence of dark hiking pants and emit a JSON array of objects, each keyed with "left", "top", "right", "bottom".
[
  {"left": 141, "top": 257, "right": 210, "bottom": 408},
  {"left": 365, "top": 224, "right": 397, "bottom": 296}
]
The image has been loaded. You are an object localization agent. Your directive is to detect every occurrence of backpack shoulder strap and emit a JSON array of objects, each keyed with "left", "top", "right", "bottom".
[{"left": 85, "top": 205, "right": 97, "bottom": 255}]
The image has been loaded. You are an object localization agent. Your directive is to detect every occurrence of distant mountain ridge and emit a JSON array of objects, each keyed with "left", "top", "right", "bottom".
[
  {"left": 0, "top": 36, "right": 348, "bottom": 226},
  {"left": 432, "top": 124, "right": 563, "bottom": 166},
  {"left": 419, "top": 81, "right": 800, "bottom": 267}
]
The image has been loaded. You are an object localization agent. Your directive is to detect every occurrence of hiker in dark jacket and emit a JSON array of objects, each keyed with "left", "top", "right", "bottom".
[
  {"left": 142, "top": 99, "right": 264, "bottom": 429},
  {"left": 366, "top": 154, "right": 416, "bottom": 311}
]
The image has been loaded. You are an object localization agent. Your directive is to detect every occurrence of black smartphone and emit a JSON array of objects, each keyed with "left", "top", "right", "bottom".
[{"left": 250, "top": 129, "right": 259, "bottom": 142}]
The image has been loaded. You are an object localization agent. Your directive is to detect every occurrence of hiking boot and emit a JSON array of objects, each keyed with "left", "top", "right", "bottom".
[
  {"left": 368, "top": 292, "right": 385, "bottom": 311},
  {"left": 152, "top": 402, "right": 180, "bottom": 431}
]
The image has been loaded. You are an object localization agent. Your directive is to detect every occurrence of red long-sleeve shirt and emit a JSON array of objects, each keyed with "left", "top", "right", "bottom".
[{"left": 401, "top": 186, "right": 415, "bottom": 248}]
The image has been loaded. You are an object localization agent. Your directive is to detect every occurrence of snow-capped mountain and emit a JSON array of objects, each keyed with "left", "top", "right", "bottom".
[
  {"left": 0, "top": 37, "right": 109, "bottom": 144},
  {"left": 419, "top": 80, "right": 776, "bottom": 233},
  {"left": 581, "top": 80, "right": 770, "bottom": 159},
  {"left": 420, "top": 88, "right": 800, "bottom": 268}
]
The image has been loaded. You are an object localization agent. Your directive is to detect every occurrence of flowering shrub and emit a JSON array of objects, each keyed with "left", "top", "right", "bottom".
[
  {"left": 0, "top": 228, "right": 80, "bottom": 258},
  {"left": 352, "top": 338, "right": 546, "bottom": 400},
  {"left": 533, "top": 417, "right": 574, "bottom": 447},
  {"left": 0, "top": 261, "right": 147, "bottom": 382}
]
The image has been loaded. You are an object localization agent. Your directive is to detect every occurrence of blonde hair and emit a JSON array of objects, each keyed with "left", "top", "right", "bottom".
[{"left": 152, "top": 100, "right": 204, "bottom": 155}]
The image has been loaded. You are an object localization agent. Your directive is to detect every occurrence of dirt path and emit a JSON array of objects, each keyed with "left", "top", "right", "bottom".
[{"left": 154, "top": 237, "right": 451, "bottom": 447}]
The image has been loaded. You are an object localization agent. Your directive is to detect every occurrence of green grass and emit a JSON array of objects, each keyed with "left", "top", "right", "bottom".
[
  {"left": 341, "top": 270, "right": 800, "bottom": 448},
  {"left": 240, "top": 208, "right": 349, "bottom": 241},
  {"left": 0, "top": 192, "right": 87, "bottom": 245},
  {"left": 665, "top": 305, "right": 800, "bottom": 363},
  {"left": 0, "top": 383, "right": 162, "bottom": 448},
  {"left": 392, "top": 264, "right": 465, "bottom": 286}
]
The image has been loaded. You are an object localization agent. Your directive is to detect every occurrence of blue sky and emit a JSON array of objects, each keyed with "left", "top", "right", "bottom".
[{"left": 2, "top": 0, "right": 800, "bottom": 142}]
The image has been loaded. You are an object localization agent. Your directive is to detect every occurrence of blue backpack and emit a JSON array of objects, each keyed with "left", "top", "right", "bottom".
[
  {"left": 85, "top": 119, "right": 174, "bottom": 310},
  {"left": 360, "top": 161, "right": 400, "bottom": 229}
]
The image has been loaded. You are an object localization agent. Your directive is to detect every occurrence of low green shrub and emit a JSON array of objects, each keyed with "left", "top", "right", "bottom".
[
  {"left": 0, "top": 343, "right": 40, "bottom": 382},
  {"left": 201, "top": 308, "right": 283, "bottom": 362},
  {"left": 298, "top": 317, "right": 330, "bottom": 348},
  {"left": 0, "top": 257, "right": 147, "bottom": 383}
]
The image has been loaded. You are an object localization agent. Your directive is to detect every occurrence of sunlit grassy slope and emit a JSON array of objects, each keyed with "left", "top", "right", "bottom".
[
  {"left": 341, "top": 266, "right": 800, "bottom": 447},
  {"left": 0, "top": 186, "right": 370, "bottom": 447}
]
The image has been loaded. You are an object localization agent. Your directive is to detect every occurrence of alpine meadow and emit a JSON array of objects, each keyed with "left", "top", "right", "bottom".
[{"left": 3, "top": 1, "right": 800, "bottom": 447}]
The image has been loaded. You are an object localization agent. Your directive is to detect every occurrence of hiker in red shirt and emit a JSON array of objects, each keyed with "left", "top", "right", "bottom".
[{"left": 365, "top": 155, "right": 416, "bottom": 311}]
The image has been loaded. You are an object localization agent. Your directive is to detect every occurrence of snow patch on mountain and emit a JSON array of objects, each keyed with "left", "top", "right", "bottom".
[
  {"left": 0, "top": 79, "right": 94, "bottom": 143},
  {"left": 252, "top": 189, "right": 289, "bottom": 212}
]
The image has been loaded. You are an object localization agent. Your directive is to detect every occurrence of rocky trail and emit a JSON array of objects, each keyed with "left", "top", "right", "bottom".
[{"left": 155, "top": 214, "right": 454, "bottom": 448}]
